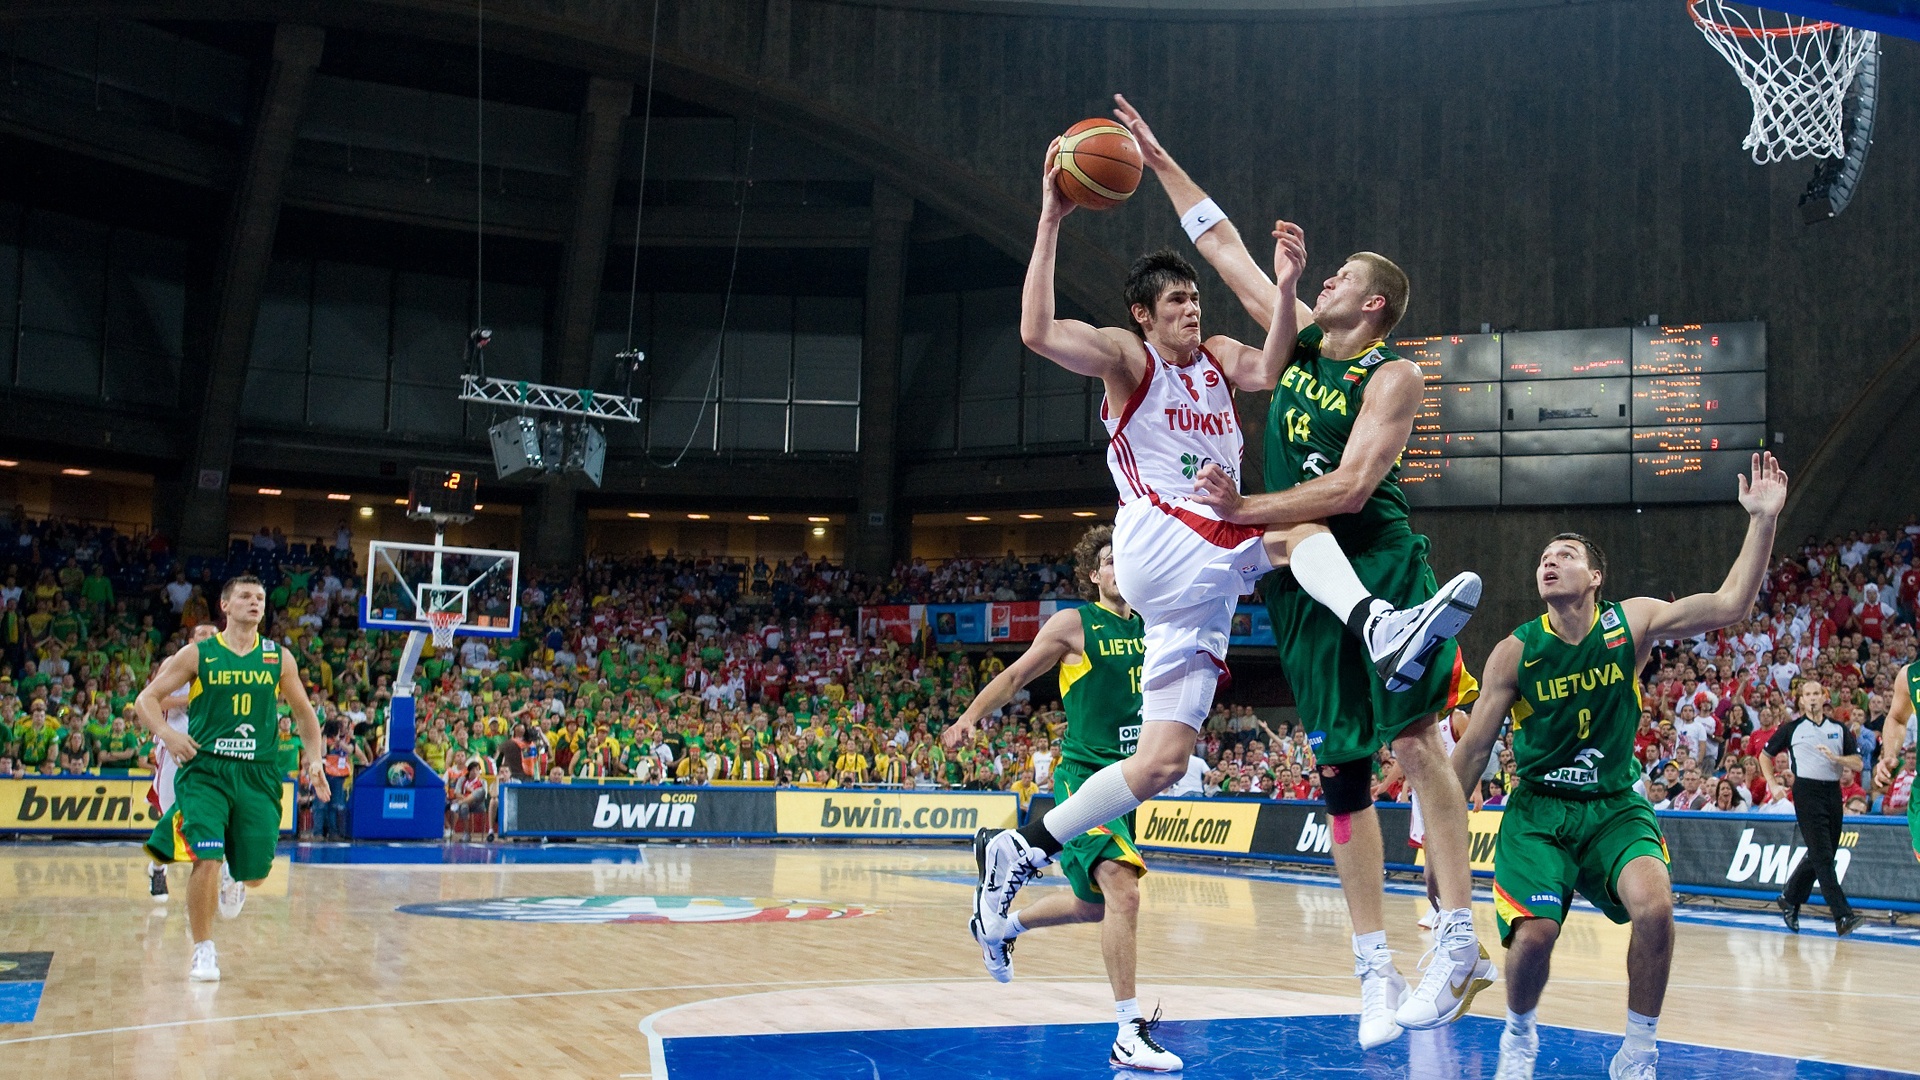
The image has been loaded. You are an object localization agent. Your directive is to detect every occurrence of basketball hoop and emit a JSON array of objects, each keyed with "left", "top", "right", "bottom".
[
  {"left": 427, "top": 609, "right": 463, "bottom": 650},
  {"left": 1689, "top": 0, "right": 1878, "bottom": 163}
]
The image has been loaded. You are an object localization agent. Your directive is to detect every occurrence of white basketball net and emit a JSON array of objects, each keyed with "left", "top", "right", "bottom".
[
  {"left": 1690, "top": 0, "right": 1878, "bottom": 163},
  {"left": 427, "top": 609, "right": 462, "bottom": 650}
]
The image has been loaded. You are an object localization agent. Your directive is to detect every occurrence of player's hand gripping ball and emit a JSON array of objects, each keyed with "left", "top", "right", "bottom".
[{"left": 1048, "top": 118, "right": 1142, "bottom": 210}]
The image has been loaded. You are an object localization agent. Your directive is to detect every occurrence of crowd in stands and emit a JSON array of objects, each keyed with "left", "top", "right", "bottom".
[{"left": 1, "top": 503, "right": 1917, "bottom": 842}]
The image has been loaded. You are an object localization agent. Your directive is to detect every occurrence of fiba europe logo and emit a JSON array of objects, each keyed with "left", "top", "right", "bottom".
[{"left": 395, "top": 896, "right": 880, "bottom": 924}]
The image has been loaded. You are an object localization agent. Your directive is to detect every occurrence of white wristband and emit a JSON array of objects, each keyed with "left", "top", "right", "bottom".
[{"left": 1180, "top": 198, "right": 1227, "bottom": 243}]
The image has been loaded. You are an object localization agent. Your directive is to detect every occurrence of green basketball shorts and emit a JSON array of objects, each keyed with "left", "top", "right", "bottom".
[
  {"left": 1051, "top": 759, "right": 1146, "bottom": 905},
  {"left": 1264, "top": 528, "right": 1478, "bottom": 767},
  {"left": 144, "top": 753, "right": 285, "bottom": 883},
  {"left": 1492, "top": 785, "right": 1669, "bottom": 946}
]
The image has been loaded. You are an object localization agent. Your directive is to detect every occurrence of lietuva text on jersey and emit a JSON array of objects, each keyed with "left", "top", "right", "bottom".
[
  {"left": 1277, "top": 364, "right": 1350, "bottom": 415},
  {"left": 1530, "top": 660, "right": 1632, "bottom": 702},
  {"left": 201, "top": 669, "right": 279, "bottom": 686}
]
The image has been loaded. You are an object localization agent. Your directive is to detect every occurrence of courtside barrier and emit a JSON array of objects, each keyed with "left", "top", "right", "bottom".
[
  {"left": 1028, "top": 794, "right": 1920, "bottom": 910},
  {"left": 0, "top": 777, "right": 297, "bottom": 836},
  {"left": 497, "top": 783, "right": 1018, "bottom": 841}
]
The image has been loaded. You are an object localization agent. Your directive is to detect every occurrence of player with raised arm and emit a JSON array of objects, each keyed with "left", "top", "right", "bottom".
[
  {"left": 138, "top": 575, "right": 329, "bottom": 981},
  {"left": 1115, "top": 96, "right": 1490, "bottom": 1046},
  {"left": 1452, "top": 453, "right": 1788, "bottom": 1080},
  {"left": 1872, "top": 660, "right": 1918, "bottom": 865},
  {"left": 944, "top": 526, "right": 1178, "bottom": 1073},
  {"left": 971, "top": 133, "right": 1482, "bottom": 968},
  {"left": 145, "top": 622, "right": 219, "bottom": 902}
]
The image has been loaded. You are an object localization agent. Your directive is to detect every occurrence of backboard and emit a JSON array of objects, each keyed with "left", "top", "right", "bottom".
[
  {"left": 360, "top": 540, "right": 522, "bottom": 639},
  {"left": 1763, "top": 0, "right": 1920, "bottom": 39}
]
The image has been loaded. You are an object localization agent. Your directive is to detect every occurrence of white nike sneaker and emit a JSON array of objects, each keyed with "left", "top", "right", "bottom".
[
  {"left": 1416, "top": 903, "right": 1438, "bottom": 930},
  {"left": 188, "top": 940, "right": 220, "bottom": 982},
  {"left": 971, "top": 827, "right": 1050, "bottom": 945},
  {"left": 1495, "top": 1028, "right": 1539, "bottom": 1080},
  {"left": 217, "top": 864, "right": 247, "bottom": 920},
  {"left": 1365, "top": 572, "right": 1482, "bottom": 692},
  {"left": 1610, "top": 1044, "right": 1659, "bottom": 1080},
  {"left": 1110, "top": 1014, "right": 1182, "bottom": 1072},
  {"left": 972, "top": 917, "right": 1015, "bottom": 983},
  {"left": 1356, "top": 951, "right": 1408, "bottom": 1050},
  {"left": 1396, "top": 938, "right": 1497, "bottom": 1029}
]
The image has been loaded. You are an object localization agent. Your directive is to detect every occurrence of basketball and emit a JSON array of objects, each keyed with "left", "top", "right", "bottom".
[{"left": 1051, "top": 117, "right": 1142, "bottom": 210}]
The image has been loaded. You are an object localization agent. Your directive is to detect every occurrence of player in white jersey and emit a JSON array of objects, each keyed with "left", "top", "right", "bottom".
[
  {"left": 146, "top": 623, "right": 218, "bottom": 901},
  {"left": 972, "top": 138, "right": 1481, "bottom": 948}
]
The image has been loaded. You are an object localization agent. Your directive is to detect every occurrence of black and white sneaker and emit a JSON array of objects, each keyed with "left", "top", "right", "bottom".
[
  {"left": 1364, "top": 572, "right": 1482, "bottom": 692},
  {"left": 971, "top": 916, "right": 1015, "bottom": 983},
  {"left": 971, "top": 827, "right": 1050, "bottom": 945},
  {"left": 148, "top": 863, "right": 169, "bottom": 903},
  {"left": 1111, "top": 1012, "right": 1183, "bottom": 1072}
]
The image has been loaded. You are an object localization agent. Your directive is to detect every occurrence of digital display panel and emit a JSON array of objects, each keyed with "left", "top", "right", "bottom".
[
  {"left": 1416, "top": 382, "right": 1501, "bottom": 435},
  {"left": 1633, "top": 448, "right": 1760, "bottom": 503},
  {"left": 1630, "top": 371, "right": 1766, "bottom": 426},
  {"left": 1396, "top": 333, "right": 1502, "bottom": 384},
  {"left": 1503, "top": 429, "right": 1630, "bottom": 456},
  {"left": 1401, "top": 456, "right": 1501, "bottom": 507},
  {"left": 1407, "top": 432, "right": 1501, "bottom": 458},
  {"left": 1501, "top": 328, "right": 1632, "bottom": 381},
  {"left": 1501, "top": 453, "right": 1631, "bottom": 506},
  {"left": 1501, "top": 380, "right": 1632, "bottom": 430},
  {"left": 1629, "top": 423, "right": 1767, "bottom": 453},
  {"left": 1632, "top": 323, "right": 1766, "bottom": 374}
]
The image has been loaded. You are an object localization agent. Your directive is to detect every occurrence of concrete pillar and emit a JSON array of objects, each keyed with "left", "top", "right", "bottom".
[
  {"left": 176, "top": 24, "right": 326, "bottom": 556},
  {"left": 550, "top": 76, "right": 634, "bottom": 387},
  {"left": 850, "top": 183, "right": 914, "bottom": 577}
]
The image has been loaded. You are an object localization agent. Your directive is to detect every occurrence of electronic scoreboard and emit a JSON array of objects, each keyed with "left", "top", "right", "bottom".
[{"left": 1394, "top": 322, "right": 1765, "bottom": 507}]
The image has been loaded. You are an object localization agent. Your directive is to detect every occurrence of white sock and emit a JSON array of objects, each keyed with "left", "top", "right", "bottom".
[
  {"left": 1116, "top": 997, "right": 1141, "bottom": 1027},
  {"left": 1004, "top": 911, "right": 1028, "bottom": 938},
  {"left": 1041, "top": 761, "right": 1143, "bottom": 843},
  {"left": 1625, "top": 1008, "right": 1658, "bottom": 1053},
  {"left": 1353, "top": 930, "right": 1390, "bottom": 966},
  {"left": 1290, "top": 532, "right": 1379, "bottom": 626},
  {"left": 1507, "top": 1007, "right": 1537, "bottom": 1037}
]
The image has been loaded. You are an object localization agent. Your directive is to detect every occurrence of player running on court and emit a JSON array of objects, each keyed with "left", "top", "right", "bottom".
[
  {"left": 1112, "top": 95, "right": 1491, "bottom": 1046},
  {"left": 1872, "top": 660, "right": 1919, "bottom": 865},
  {"left": 973, "top": 128, "right": 1482, "bottom": 968},
  {"left": 1452, "top": 452, "right": 1789, "bottom": 1080},
  {"left": 944, "top": 526, "right": 1179, "bottom": 1073},
  {"left": 138, "top": 575, "right": 330, "bottom": 981},
  {"left": 145, "top": 622, "right": 218, "bottom": 902}
]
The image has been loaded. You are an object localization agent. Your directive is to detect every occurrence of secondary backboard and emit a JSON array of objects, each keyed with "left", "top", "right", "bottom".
[
  {"left": 360, "top": 540, "right": 522, "bottom": 639},
  {"left": 1763, "top": 0, "right": 1920, "bottom": 39}
]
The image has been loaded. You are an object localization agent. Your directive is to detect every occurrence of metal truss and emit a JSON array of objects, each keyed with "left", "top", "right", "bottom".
[{"left": 458, "top": 375, "right": 644, "bottom": 424}]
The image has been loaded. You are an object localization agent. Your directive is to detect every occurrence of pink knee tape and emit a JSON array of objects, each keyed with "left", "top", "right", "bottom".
[{"left": 1331, "top": 813, "right": 1353, "bottom": 845}]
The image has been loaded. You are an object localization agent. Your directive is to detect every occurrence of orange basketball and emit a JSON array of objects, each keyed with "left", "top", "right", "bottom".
[{"left": 1050, "top": 117, "right": 1142, "bottom": 210}]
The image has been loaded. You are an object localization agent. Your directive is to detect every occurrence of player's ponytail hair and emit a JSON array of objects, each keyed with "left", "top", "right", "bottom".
[
  {"left": 1073, "top": 525, "right": 1116, "bottom": 601},
  {"left": 1548, "top": 532, "right": 1607, "bottom": 599}
]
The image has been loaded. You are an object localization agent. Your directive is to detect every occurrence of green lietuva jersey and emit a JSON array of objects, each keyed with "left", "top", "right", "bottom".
[
  {"left": 1265, "top": 325, "right": 1412, "bottom": 549},
  {"left": 1057, "top": 603, "right": 1144, "bottom": 772},
  {"left": 1508, "top": 601, "right": 1643, "bottom": 798},
  {"left": 189, "top": 634, "right": 283, "bottom": 763}
]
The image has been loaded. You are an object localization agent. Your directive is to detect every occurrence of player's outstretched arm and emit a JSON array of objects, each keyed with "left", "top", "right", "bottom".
[
  {"left": 942, "top": 610, "right": 1082, "bottom": 749},
  {"left": 134, "top": 643, "right": 202, "bottom": 762},
  {"left": 1190, "top": 357, "right": 1422, "bottom": 524},
  {"left": 1874, "top": 666, "right": 1912, "bottom": 790},
  {"left": 1112, "top": 94, "right": 1314, "bottom": 335},
  {"left": 280, "top": 651, "right": 331, "bottom": 802},
  {"left": 1624, "top": 453, "right": 1786, "bottom": 646},
  {"left": 1021, "top": 141, "right": 1130, "bottom": 381},
  {"left": 1453, "top": 636, "right": 1522, "bottom": 797}
]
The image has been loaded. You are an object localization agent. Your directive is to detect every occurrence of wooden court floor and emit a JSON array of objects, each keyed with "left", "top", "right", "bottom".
[{"left": 0, "top": 841, "right": 1909, "bottom": 1079}]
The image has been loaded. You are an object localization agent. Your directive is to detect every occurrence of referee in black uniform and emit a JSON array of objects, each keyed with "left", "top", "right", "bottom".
[{"left": 1760, "top": 679, "right": 1862, "bottom": 936}]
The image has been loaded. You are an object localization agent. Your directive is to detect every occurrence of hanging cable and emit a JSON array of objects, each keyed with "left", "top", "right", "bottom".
[
  {"left": 474, "top": 0, "right": 485, "bottom": 339},
  {"left": 622, "top": 0, "right": 661, "bottom": 354}
]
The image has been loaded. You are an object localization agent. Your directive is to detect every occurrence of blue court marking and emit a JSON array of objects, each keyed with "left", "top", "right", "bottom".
[
  {"left": 659, "top": 1014, "right": 1918, "bottom": 1079},
  {"left": 287, "top": 842, "right": 648, "bottom": 866},
  {"left": 0, "top": 983, "right": 45, "bottom": 1024}
]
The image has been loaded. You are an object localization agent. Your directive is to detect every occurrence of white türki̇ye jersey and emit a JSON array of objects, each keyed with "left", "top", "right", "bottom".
[{"left": 1104, "top": 342, "right": 1243, "bottom": 508}]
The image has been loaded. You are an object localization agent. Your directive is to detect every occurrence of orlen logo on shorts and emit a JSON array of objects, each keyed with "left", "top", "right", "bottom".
[{"left": 212, "top": 723, "right": 257, "bottom": 757}]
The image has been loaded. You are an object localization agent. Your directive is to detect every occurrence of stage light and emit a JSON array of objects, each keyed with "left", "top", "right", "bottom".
[
  {"left": 61, "top": 468, "right": 91, "bottom": 476},
  {"left": 965, "top": 515, "right": 989, "bottom": 522},
  {"left": 258, "top": 488, "right": 282, "bottom": 496},
  {"left": 1071, "top": 511, "right": 1097, "bottom": 518},
  {"left": 748, "top": 514, "right": 770, "bottom": 521},
  {"left": 807, "top": 516, "right": 830, "bottom": 523},
  {"left": 812, "top": 527, "right": 826, "bottom": 537},
  {"left": 627, "top": 512, "right": 650, "bottom": 519},
  {"left": 327, "top": 493, "right": 351, "bottom": 501},
  {"left": 687, "top": 513, "right": 710, "bottom": 520},
  {"left": 1018, "top": 513, "right": 1042, "bottom": 520},
  {"left": 358, "top": 506, "right": 374, "bottom": 518}
]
